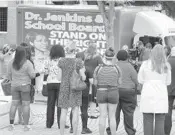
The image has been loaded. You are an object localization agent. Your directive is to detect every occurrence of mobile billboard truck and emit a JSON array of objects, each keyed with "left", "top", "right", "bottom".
[
  {"left": 17, "top": 5, "right": 175, "bottom": 57},
  {"left": 17, "top": 5, "right": 175, "bottom": 91}
]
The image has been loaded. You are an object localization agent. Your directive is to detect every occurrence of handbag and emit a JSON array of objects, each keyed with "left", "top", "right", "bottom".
[
  {"left": 1, "top": 79, "right": 11, "bottom": 96},
  {"left": 70, "top": 61, "right": 86, "bottom": 91},
  {"left": 42, "top": 74, "right": 48, "bottom": 97},
  {"left": 42, "top": 82, "right": 48, "bottom": 97}
]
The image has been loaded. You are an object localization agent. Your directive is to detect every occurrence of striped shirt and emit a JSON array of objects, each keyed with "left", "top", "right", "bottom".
[{"left": 93, "top": 64, "right": 122, "bottom": 87}]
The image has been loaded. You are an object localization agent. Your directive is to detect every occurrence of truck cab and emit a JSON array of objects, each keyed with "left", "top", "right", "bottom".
[{"left": 133, "top": 11, "right": 175, "bottom": 48}]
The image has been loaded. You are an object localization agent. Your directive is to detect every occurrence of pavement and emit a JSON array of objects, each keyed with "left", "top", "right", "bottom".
[{"left": 0, "top": 93, "right": 175, "bottom": 135}]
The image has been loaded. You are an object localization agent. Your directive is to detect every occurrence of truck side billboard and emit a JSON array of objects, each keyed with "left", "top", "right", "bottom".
[{"left": 17, "top": 5, "right": 107, "bottom": 56}]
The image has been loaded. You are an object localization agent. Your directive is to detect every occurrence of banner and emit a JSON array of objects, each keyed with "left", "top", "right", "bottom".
[{"left": 17, "top": 7, "right": 107, "bottom": 56}]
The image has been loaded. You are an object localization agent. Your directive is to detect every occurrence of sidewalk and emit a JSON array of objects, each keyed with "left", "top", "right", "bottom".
[{"left": 0, "top": 94, "right": 175, "bottom": 135}]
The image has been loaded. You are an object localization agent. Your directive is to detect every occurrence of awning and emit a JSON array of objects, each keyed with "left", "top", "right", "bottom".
[{"left": 133, "top": 11, "right": 175, "bottom": 37}]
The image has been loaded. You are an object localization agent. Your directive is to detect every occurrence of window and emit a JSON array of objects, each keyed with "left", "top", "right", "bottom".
[
  {"left": 0, "top": 7, "right": 7, "bottom": 32},
  {"left": 139, "top": 36, "right": 162, "bottom": 47}
]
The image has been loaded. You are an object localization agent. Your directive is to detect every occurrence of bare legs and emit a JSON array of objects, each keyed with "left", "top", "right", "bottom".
[
  {"left": 72, "top": 107, "right": 79, "bottom": 135},
  {"left": 18, "top": 104, "right": 23, "bottom": 124},
  {"left": 99, "top": 104, "right": 107, "bottom": 135},
  {"left": 22, "top": 101, "right": 30, "bottom": 125},
  {"left": 98, "top": 103, "right": 117, "bottom": 135},
  {"left": 60, "top": 108, "right": 67, "bottom": 135},
  {"left": 9, "top": 100, "right": 30, "bottom": 130},
  {"left": 108, "top": 103, "right": 118, "bottom": 135},
  {"left": 9, "top": 100, "right": 20, "bottom": 123},
  {"left": 60, "top": 106, "right": 79, "bottom": 135}
]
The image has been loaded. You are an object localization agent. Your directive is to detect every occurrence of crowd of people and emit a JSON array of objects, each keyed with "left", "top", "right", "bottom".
[{"left": 0, "top": 39, "right": 175, "bottom": 135}]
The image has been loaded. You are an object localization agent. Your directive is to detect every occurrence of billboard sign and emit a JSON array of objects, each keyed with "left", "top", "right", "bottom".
[{"left": 17, "top": 6, "right": 107, "bottom": 56}]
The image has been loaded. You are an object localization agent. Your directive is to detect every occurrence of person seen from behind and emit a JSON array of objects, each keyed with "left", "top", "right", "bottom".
[
  {"left": 93, "top": 47, "right": 122, "bottom": 135},
  {"left": 58, "top": 40, "right": 86, "bottom": 135},
  {"left": 70, "top": 41, "right": 103, "bottom": 134},
  {"left": 7, "top": 46, "right": 41, "bottom": 131},
  {"left": 44, "top": 45, "right": 69, "bottom": 129},
  {"left": 164, "top": 46, "right": 175, "bottom": 135},
  {"left": 116, "top": 50, "right": 137, "bottom": 135},
  {"left": 138, "top": 44, "right": 171, "bottom": 135},
  {"left": 106, "top": 49, "right": 138, "bottom": 135},
  {"left": 17, "top": 42, "right": 37, "bottom": 125}
]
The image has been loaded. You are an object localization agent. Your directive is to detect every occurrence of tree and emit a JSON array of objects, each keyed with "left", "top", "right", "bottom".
[
  {"left": 97, "top": 1, "right": 115, "bottom": 48},
  {"left": 128, "top": 1, "right": 175, "bottom": 18},
  {"left": 160, "top": 1, "right": 175, "bottom": 18},
  {"left": 96, "top": 1, "right": 175, "bottom": 48},
  {"left": 52, "top": 1, "right": 175, "bottom": 48}
]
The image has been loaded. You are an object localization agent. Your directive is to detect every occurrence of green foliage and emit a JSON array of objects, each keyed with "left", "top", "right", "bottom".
[
  {"left": 160, "top": 1, "right": 175, "bottom": 18},
  {"left": 126, "top": 1, "right": 175, "bottom": 18}
]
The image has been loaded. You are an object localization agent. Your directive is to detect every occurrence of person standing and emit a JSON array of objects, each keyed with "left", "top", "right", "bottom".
[
  {"left": 17, "top": 42, "right": 36, "bottom": 125},
  {"left": 0, "top": 44, "right": 15, "bottom": 79},
  {"left": 106, "top": 50, "right": 138, "bottom": 135},
  {"left": 70, "top": 42, "right": 103, "bottom": 134},
  {"left": 85, "top": 43, "right": 103, "bottom": 119},
  {"left": 164, "top": 46, "right": 175, "bottom": 135},
  {"left": 164, "top": 45, "right": 171, "bottom": 58},
  {"left": 137, "top": 41, "right": 151, "bottom": 64},
  {"left": 138, "top": 44, "right": 171, "bottom": 135},
  {"left": 116, "top": 50, "right": 137, "bottom": 135},
  {"left": 44, "top": 45, "right": 69, "bottom": 129},
  {"left": 7, "top": 46, "right": 38, "bottom": 131},
  {"left": 93, "top": 47, "right": 122, "bottom": 135},
  {"left": 58, "top": 41, "right": 86, "bottom": 135}
]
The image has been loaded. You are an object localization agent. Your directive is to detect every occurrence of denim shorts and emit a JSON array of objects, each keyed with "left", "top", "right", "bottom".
[
  {"left": 96, "top": 88, "right": 119, "bottom": 104},
  {"left": 11, "top": 84, "right": 31, "bottom": 101}
]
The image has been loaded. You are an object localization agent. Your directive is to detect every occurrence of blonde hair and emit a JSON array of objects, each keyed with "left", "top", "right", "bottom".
[{"left": 150, "top": 44, "right": 168, "bottom": 73}]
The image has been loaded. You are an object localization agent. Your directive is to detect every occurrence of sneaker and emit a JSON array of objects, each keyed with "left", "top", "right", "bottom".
[
  {"left": 18, "top": 121, "right": 24, "bottom": 125},
  {"left": 70, "top": 127, "right": 73, "bottom": 133},
  {"left": 81, "top": 128, "right": 92, "bottom": 134},
  {"left": 106, "top": 127, "right": 111, "bottom": 135},
  {"left": 58, "top": 125, "right": 69, "bottom": 129},
  {"left": 28, "top": 121, "right": 33, "bottom": 125},
  {"left": 65, "top": 125, "right": 69, "bottom": 129},
  {"left": 88, "top": 116, "right": 98, "bottom": 119},
  {"left": 46, "top": 126, "right": 52, "bottom": 128},
  {"left": 8, "top": 124, "right": 14, "bottom": 131},
  {"left": 24, "top": 125, "right": 31, "bottom": 131}
]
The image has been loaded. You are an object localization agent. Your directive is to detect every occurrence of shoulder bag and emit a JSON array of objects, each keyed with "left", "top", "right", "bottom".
[
  {"left": 1, "top": 79, "right": 11, "bottom": 96},
  {"left": 70, "top": 60, "right": 86, "bottom": 91}
]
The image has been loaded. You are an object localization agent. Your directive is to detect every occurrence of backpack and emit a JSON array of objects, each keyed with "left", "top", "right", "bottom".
[{"left": 94, "top": 64, "right": 121, "bottom": 86}]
